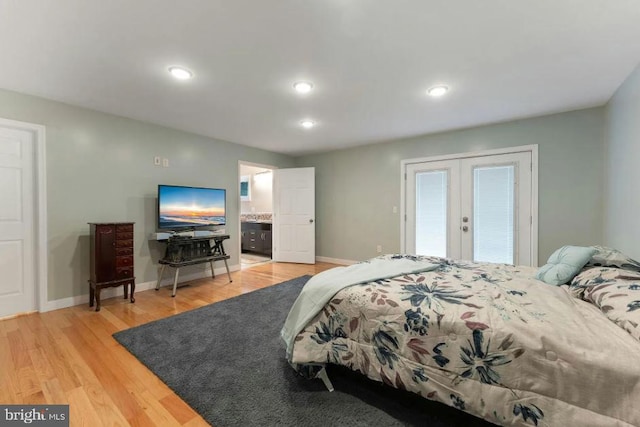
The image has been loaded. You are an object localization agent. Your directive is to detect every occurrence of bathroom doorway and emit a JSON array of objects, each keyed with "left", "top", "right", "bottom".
[{"left": 239, "top": 162, "right": 275, "bottom": 268}]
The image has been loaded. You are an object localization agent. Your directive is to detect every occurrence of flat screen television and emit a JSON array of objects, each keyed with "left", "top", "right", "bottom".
[{"left": 157, "top": 185, "right": 226, "bottom": 231}]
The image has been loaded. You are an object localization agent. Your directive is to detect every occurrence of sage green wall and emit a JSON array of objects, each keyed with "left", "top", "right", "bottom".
[
  {"left": 0, "top": 88, "right": 295, "bottom": 301},
  {"left": 0, "top": 86, "right": 610, "bottom": 301},
  {"left": 296, "top": 108, "right": 605, "bottom": 264},
  {"left": 604, "top": 62, "right": 640, "bottom": 260}
]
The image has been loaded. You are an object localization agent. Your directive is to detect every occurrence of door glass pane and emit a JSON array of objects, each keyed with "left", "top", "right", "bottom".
[
  {"left": 473, "top": 165, "right": 514, "bottom": 264},
  {"left": 415, "top": 171, "right": 447, "bottom": 257}
]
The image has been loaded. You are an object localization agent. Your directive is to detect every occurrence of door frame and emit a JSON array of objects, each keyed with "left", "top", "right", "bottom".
[
  {"left": 237, "top": 160, "right": 277, "bottom": 264},
  {"left": 400, "top": 145, "right": 538, "bottom": 266},
  {"left": 0, "top": 117, "right": 48, "bottom": 315}
]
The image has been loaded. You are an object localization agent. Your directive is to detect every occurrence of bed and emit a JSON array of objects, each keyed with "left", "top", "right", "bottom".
[{"left": 282, "top": 251, "right": 640, "bottom": 427}]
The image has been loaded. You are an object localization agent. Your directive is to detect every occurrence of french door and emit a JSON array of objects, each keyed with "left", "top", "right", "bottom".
[{"left": 405, "top": 150, "right": 534, "bottom": 266}]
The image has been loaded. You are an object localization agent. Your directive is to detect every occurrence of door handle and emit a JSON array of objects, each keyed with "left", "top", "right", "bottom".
[
  {"left": 309, "top": 219, "right": 314, "bottom": 223},
  {"left": 462, "top": 226, "right": 469, "bottom": 232}
]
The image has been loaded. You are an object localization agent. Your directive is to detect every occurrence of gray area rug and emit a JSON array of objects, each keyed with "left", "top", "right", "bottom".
[{"left": 113, "top": 276, "right": 495, "bottom": 427}]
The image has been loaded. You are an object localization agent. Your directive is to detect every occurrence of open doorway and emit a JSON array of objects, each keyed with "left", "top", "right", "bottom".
[{"left": 239, "top": 162, "right": 276, "bottom": 268}]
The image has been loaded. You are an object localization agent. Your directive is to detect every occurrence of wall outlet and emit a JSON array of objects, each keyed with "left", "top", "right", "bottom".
[
  {"left": 154, "top": 156, "right": 161, "bottom": 166},
  {"left": 162, "top": 158, "right": 169, "bottom": 167},
  {"left": 376, "top": 245, "right": 382, "bottom": 253}
]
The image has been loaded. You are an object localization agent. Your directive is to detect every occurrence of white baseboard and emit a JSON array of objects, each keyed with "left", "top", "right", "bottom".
[
  {"left": 40, "top": 263, "right": 240, "bottom": 313},
  {"left": 315, "top": 256, "right": 358, "bottom": 266}
]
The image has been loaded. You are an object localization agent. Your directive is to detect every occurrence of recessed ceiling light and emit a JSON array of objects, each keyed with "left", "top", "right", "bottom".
[
  {"left": 168, "top": 66, "right": 193, "bottom": 80},
  {"left": 300, "top": 120, "right": 315, "bottom": 129},
  {"left": 293, "top": 81, "right": 313, "bottom": 94},
  {"left": 427, "top": 85, "right": 448, "bottom": 97}
]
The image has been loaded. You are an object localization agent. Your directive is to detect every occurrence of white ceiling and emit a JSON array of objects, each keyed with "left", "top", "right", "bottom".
[{"left": 1, "top": 1, "right": 639, "bottom": 156}]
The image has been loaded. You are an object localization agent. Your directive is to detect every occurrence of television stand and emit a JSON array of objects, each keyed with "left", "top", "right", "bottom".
[{"left": 156, "top": 234, "right": 232, "bottom": 297}]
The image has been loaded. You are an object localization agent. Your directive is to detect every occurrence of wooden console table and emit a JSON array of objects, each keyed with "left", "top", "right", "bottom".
[{"left": 156, "top": 234, "right": 232, "bottom": 297}]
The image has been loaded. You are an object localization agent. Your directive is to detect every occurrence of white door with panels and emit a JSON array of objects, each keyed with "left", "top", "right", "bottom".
[
  {"left": 405, "top": 151, "right": 534, "bottom": 266},
  {"left": 273, "top": 167, "right": 315, "bottom": 264},
  {"left": 0, "top": 125, "right": 36, "bottom": 317}
]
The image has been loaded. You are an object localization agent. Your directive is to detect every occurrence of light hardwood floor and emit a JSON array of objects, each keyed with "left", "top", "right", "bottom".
[{"left": 0, "top": 261, "right": 336, "bottom": 426}]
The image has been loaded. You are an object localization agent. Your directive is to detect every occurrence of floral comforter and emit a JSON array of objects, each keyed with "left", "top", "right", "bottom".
[{"left": 290, "top": 255, "right": 640, "bottom": 427}]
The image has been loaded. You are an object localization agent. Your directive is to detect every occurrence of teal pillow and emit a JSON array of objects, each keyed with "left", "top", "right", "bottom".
[{"left": 536, "top": 246, "right": 597, "bottom": 285}]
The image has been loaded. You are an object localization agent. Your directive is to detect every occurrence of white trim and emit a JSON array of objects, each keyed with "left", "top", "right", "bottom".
[
  {"left": 401, "top": 144, "right": 539, "bottom": 166},
  {"left": 41, "top": 263, "right": 240, "bottom": 312},
  {"left": 0, "top": 117, "right": 48, "bottom": 314},
  {"left": 531, "top": 147, "right": 539, "bottom": 267},
  {"left": 315, "top": 256, "right": 358, "bottom": 265},
  {"left": 400, "top": 145, "right": 539, "bottom": 266}
]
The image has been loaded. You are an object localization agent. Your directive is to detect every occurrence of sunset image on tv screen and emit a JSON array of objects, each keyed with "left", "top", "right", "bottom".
[{"left": 158, "top": 186, "right": 226, "bottom": 229}]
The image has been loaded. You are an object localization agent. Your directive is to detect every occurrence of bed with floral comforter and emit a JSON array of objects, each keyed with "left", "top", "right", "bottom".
[{"left": 286, "top": 254, "right": 640, "bottom": 427}]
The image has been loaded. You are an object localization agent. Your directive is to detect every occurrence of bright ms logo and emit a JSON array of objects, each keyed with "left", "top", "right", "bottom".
[
  {"left": 2, "top": 405, "right": 68, "bottom": 425},
  {"left": 4, "top": 408, "right": 46, "bottom": 423}
]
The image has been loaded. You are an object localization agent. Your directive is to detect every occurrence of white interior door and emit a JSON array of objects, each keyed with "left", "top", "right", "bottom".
[
  {"left": 405, "top": 150, "right": 534, "bottom": 266},
  {"left": 273, "top": 167, "right": 315, "bottom": 264},
  {"left": 0, "top": 125, "right": 36, "bottom": 317}
]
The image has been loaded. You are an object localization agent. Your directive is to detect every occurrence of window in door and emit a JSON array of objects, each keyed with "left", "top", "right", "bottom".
[
  {"left": 415, "top": 169, "right": 448, "bottom": 258},
  {"left": 471, "top": 165, "right": 515, "bottom": 264}
]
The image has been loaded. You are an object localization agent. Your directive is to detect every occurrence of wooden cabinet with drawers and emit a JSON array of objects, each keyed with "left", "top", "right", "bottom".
[
  {"left": 241, "top": 222, "right": 272, "bottom": 256},
  {"left": 88, "top": 222, "right": 135, "bottom": 311}
]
